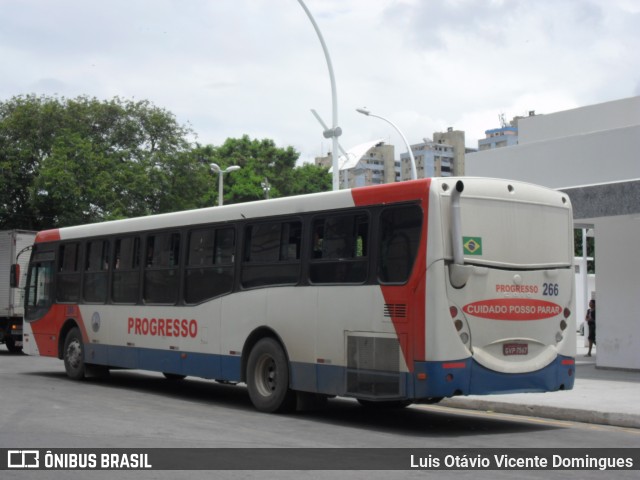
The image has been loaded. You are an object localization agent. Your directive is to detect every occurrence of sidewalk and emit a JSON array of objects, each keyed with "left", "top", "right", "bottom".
[{"left": 438, "top": 335, "right": 640, "bottom": 428}]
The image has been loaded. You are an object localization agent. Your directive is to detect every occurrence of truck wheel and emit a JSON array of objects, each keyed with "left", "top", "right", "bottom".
[
  {"left": 246, "top": 338, "right": 296, "bottom": 413},
  {"left": 5, "top": 336, "right": 22, "bottom": 353},
  {"left": 63, "top": 327, "right": 86, "bottom": 380}
]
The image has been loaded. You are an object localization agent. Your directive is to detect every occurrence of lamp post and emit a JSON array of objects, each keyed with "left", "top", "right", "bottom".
[
  {"left": 261, "top": 178, "right": 271, "bottom": 199},
  {"left": 297, "top": 0, "right": 341, "bottom": 191},
  {"left": 356, "top": 108, "right": 418, "bottom": 180},
  {"left": 210, "top": 163, "right": 241, "bottom": 206}
]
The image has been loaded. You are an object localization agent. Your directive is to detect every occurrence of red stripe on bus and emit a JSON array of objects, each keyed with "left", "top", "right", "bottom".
[
  {"left": 35, "top": 229, "right": 61, "bottom": 243},
  {"left": 351, "top": 178, "right": 431, "bottom": 207},
  {"left": 352, "top": 179, "right": 432, "bottom": 374},
  {"left": 442, "top": 362, "right": 467, "bottom": 369}
]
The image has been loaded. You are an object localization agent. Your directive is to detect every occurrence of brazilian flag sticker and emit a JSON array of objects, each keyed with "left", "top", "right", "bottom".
[{"left": 463, "top": 237, "right": 483, "bottom": 255}]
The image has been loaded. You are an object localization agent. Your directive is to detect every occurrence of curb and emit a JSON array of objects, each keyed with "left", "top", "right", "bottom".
[{"left": 439, "top": 398, "right": 640, "bottom": 429}]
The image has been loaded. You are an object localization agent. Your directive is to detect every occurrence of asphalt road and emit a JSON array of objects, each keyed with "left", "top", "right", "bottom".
[{"left": 1, "top": 348, "right": 638, "bottom": 479}]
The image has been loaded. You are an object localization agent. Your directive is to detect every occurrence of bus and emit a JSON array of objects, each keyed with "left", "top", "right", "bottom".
[{"left": 20, "top": 178, "right": 576, "bottom": 412}]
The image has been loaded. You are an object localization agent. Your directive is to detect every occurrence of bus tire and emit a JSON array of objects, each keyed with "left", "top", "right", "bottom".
[
  {"left": 63, "top": 327, "right": 86, "bottom": 380},
  {"left": 246, "top": 338, "right": 296, "bottom": 413}
]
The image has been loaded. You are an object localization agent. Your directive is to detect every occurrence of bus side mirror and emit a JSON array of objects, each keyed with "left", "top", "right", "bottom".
[{"left": 10, "top": 264, "right": 20, "bottom": 288}]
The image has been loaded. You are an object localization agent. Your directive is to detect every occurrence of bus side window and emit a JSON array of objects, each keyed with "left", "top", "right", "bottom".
[
  {"left": 241, "top": 220, "right": 301, "bottom": 289},
  {"left": 83, "top": 239, "right": 109, "bottom": 303},
  {"left": 112, "top": 237, "right": 141, "bottom": 304},
  {"left": 144, "top": 232, "right": 180, "bottom": 304},
  {"left": 57, "top": 243, "right": 81, "bottom": 303},
  {"left": 184, "top": 227, "right": 235, "bottom": 304},
  {"left": 378, "top": 205, "right": 422, "bottom": 284},
  {"left": 309, "top": 213, "right": 369, "bottom": 284}
]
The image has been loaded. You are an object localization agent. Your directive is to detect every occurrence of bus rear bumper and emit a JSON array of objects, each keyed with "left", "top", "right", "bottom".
[{"left": 412, "top": 355, "right": 575, "bottom": 401}]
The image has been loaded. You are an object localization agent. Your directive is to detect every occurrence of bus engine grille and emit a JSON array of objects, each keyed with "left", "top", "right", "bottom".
[{"left": 346, "top": 335, "right": 401, "bottom": 398}]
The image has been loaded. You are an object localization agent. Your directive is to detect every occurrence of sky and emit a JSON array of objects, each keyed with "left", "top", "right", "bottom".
[{"left": 2, "top": 0, "right": 640, "bottom": 164}]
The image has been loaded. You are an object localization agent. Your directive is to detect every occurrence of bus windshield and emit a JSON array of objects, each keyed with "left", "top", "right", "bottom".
[{"left": 24, "top": 249, "right": 54, "bottom": 321}]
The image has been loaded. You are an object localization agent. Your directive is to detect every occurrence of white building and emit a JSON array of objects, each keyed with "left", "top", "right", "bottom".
[{"left": 466, "top": 96, "right": 640, "bottom": 370}]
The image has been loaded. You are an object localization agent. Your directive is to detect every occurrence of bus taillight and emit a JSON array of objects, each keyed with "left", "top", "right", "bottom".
[{"left": 450, "top": 305, "right": 471, "bottom": 348}]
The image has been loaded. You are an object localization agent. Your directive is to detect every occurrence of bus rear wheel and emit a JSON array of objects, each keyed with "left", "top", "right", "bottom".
[
  {"left": 63, "top": 327, "right": 86, "bottom": 380},
  {"left": 246, "top": 338, "right": 296, "bottom": 413}
]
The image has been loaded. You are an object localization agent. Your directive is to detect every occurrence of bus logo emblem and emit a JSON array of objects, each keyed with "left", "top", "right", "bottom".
[
  {"left": 463, "top": 237, "right": 482, "bottom": 255},
  {"left": 91, "top": 312, "right": 101, "bottom": 333}
]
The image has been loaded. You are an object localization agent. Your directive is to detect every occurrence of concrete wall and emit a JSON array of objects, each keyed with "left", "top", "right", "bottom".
[
  {"left": 518, "top": 96, "right": 640, "bottom": 145},
  {"left": 466, "top": 124, "right": 640, "bottom": 188},
  {"left": 594, "top": 215, "right": 640, "bottom": 370}
]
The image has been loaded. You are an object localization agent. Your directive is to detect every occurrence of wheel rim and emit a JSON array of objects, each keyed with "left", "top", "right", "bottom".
[
  {"left": 66, "top": 339, "right": 82, "bottom": 370},
  {"left": 254, "top": 354, "right": 277, "bottom": 397}
]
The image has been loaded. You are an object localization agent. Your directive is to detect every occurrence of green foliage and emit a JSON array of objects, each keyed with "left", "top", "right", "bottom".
[
  {"left": 574, "top": 228, "right": 596, "bottom": 273},
  {"left": 1, "top": 95, "right": 206, "bottom": 228},
  {"left": 1, "top": 96, "right": 331, "bottom": 229},
  {"left": 199, "top": 135, "right": 331, "bottom": 206}
]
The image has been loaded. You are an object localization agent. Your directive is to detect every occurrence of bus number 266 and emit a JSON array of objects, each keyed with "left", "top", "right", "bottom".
[{"left": 542, "top": 283, "right": 559, "bottom": 296}]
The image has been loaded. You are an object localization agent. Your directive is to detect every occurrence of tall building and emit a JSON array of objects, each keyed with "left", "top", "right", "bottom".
[
  {"left": 477, "top": 113, "right": 535, "bottom": 151},
  {"left": 315, "top": 140, "right": 398, "bottom": 189},
  {"left": 400, "top": 128, "right": 468, "bottom": 180},
  {"left": 400, "top": 139, "right": 454, "bottom": 179}
]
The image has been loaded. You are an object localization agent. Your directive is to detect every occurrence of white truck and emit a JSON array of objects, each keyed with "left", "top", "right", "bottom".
[{"left": 1, "top": 230, "right": 36, "bottom": 352}]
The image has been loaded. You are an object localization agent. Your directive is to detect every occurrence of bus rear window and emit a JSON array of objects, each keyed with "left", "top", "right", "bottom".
[{"left": 378, "top": 205, "right": 422, "bottom": 284}]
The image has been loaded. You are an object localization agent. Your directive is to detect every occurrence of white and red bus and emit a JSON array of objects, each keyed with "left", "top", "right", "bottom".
[{"left": 21, "top": 178, "right": 576, "bottom": 412}]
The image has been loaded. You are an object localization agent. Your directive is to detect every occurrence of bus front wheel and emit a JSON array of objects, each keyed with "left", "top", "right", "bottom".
[
  {"left": 63, "top": 327, "right": 86, "bottom": 380},
  {"left": 246, "top": 338, "right": 296, "bottom": 413}
]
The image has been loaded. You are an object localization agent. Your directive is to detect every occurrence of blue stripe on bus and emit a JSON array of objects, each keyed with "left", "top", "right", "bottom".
[
  {"left": 85, "top": 344, "right": 241, "bottom": 381},
  {"left": 84, "top": 343, "right": 574, "bottom": 401},
  {"left": 413, "top": 355, "right": 575, "bottom": 399}
]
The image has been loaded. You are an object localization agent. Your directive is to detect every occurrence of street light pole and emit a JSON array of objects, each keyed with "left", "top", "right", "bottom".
[
  {"left": 297, "top": 0, "right": 341, "bottom": 191},
  {"left": 261, "top": 178, "right": 271, "bottom": 199},
  {"left": 210, "top": 163, "right": 241, "bottom": 206},
  {"left": 356, "top": 108, "right": 418, "bottom": 180}
]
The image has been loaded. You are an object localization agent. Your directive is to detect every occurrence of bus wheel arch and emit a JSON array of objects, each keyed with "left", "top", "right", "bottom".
[
  {"left": 243, "top": 328, "right": 296, "bottom": 413},
  {"left": 62, "top": 326, "right": 86, "bottom": 380},
  {"left": 58, "top": 319, "right": 82, "bottom": 360}
]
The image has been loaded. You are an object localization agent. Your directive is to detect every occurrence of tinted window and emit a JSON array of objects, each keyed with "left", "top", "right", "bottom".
[
  {"left": 184, "top": 227, "right": 235, "bottom": 304},
  {"left": 144, "top": 232, "right": 180, "bottom": 304},
  {"left": 378, "top": 205, "right": 423, "bottom": 284},
  {"left": 83, "top": 240, "right": 109, "bottom": 303},
  {"left": 241, "top": 220, "right": 301, "bottom": 288},
  {"left": 112, "top": 237, "right": 141, "bottom": 304},
  {"left": 310, "top": 213, "right": 369, "bottom": 284},
  {"left": 57, "top": 243, "right": 81, "bottom": 302}
]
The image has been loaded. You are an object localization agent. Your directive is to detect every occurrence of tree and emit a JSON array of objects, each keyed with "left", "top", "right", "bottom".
[
  {"left": 203, "top": 135, "right": 331, "bottom": 205},
  {"left": 0, "top": 95, "right": 207, "bottom": 229},
  {"left": 574, "top": 228, "right": 596, "bottom": 273},
  {"left": 1, "top": 96, "right": 331, "bottom": 230}
]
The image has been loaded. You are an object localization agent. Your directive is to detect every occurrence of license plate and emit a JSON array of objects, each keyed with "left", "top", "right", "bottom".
[{"left": 503, "top": 343, "right": 528, "bottom": 356}]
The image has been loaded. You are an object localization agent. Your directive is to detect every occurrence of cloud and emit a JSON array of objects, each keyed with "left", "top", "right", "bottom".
[{"left": 2, "top": 0, "right": 639, "bottom": 165}]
